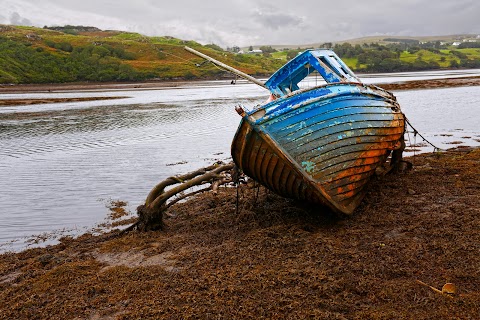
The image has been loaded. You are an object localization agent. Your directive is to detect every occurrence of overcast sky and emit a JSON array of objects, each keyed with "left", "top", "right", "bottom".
[{"left": 1, "top": 0, "right": 479, "bottom": 47}]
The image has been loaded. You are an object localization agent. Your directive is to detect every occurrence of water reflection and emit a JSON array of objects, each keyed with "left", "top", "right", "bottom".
[
  {"left": 396, "top": 86, "right": 480, "bottom": 152},
  {"left": 0, "top": 95, "right": 265, "bottom": 252},
  {"left": 1, "top": 74, "right": 479, "bottom": 252}
]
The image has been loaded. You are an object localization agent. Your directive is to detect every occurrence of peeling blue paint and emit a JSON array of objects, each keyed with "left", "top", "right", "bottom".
[
  {"left": 301, "top": 161, "right": 315, "bottom": 173},
  {"left": 265, "top": 50, "right": 360, "bottom": 97},
  {"left": 231, "top": 48, "right": 405, "bottom": 215}
]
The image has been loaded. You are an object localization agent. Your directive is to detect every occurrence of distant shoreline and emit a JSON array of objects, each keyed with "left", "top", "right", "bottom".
[
  {"left": 0, "top": 96, "right": 127, "bottom": 107},
  {"left": 1, "top": 76, "right": 479, "bottom": 97},
  {"left": 0, "top": 76, "right": 479, "bottom": 108},
  {"left": 0, "top": 80, "right": 193, "bottom": 94},
  {"left": 378, "top": 75, "right": 480, "bottom": 91}
]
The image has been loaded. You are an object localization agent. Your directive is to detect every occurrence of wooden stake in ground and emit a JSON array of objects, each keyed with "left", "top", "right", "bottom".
[{"left": 127, "top": 161, "right": 235, "bottom": 232}]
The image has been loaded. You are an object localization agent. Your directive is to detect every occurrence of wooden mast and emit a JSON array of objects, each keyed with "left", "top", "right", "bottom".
[{"left": 184, "top": 46, "right": 269, "bottom": 91}]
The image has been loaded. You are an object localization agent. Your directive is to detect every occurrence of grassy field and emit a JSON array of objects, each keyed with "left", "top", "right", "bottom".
[{"left": 1, "top": 25, "right": 479, "bottom": 84}]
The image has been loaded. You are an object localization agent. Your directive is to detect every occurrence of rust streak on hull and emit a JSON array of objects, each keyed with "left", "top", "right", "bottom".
[{"left": 232, "top": 84, "right": 405, "bottom": 215}]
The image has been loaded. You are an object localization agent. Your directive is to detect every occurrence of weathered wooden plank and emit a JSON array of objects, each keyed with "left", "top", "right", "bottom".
[{"left": 230, "top": 50, "right": 406, "bottom": 215}]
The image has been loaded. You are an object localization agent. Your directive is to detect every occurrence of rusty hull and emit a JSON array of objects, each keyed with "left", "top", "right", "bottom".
[{"left": 231, "top": 83, "right": 405, "bottom": 214}]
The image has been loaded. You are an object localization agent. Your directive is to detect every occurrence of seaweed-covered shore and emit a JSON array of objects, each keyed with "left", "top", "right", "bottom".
[
  {"left": 1, "top": 75, "right": 480, "bottom": 95},
  {"left": 1, "top": 147, "right": 479, "bottom": 319}
]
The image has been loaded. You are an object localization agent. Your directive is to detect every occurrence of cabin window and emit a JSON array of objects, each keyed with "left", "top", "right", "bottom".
[
  {"left": 266, "top": 50, "right": 359, "bottom": 96},
  {"left": 331, "top": 55, "right": 355, "bottom": 76},
  {"left": 297, "top": 69, "right": 326, "bottom": 90},
  {"left": 319, "top": 55, "right": 356, "bottom": 80},
  {"left": 318, "top": 56, "right": 344, "bottom": 80}
]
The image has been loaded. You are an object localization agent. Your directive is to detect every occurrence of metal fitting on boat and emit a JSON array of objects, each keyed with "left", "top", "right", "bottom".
[{"left": 235, "top": 106, "right": 246, "bottom": 116}]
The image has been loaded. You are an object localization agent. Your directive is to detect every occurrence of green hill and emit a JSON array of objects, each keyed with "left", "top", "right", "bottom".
[
  {"left": 262, "top": 34, "right": 479, "bottom": 49},
  {"left": 1, "top": 25, "right": 479, "bottom": 84},
  {"left": 0, "top": 25, "right": 283, "bottom": 84}
]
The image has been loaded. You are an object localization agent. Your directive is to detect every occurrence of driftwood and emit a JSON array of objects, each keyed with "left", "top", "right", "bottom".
[
  {"left": 416, "top": 280, "right": 455, "bottom": 298},
  {"left": 126, "top": 161, "right": 236, "bottom": 232}
]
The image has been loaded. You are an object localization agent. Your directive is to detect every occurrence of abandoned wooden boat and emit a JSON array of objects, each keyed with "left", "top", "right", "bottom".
[{"left": 185, "top": 47, "right": 406, "bottom": 214}]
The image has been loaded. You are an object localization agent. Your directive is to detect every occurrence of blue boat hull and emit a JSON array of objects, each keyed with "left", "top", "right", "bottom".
[{"left": 231, "top": 83, "right": 405, "bottom": 214}]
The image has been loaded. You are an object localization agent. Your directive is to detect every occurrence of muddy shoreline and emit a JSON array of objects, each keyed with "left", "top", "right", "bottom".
[
  {"left": 1, "top": 76, "right": 479, "bottom": 108},
  {"left": 1, "top": 74, "right": 479, "bottom": 318},
  {"left": 0, "top": 80, "right": 202, "bottom": 94},
  {"left": 0, "top": 96, "right": 127, "bottom": 107},
  {"left": 1, "top": 75, "right": 480, "bottom": 95},
  {"left": 0, "top": 147, "right": 478, "bottom": 319},
  {"left": 378, "top": 75, "right": 480, "bottom": 91}
]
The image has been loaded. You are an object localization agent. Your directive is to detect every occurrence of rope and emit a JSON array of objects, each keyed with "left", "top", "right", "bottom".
[
  {"left": 203, "top": 59, "right": 238, "bottom": 82},
  {"left": 182, "top": 49, "right": 236, "bottom": 81},
  {"left": 140, "top": 35, "right": 239, "bottom": 82},
  {"left": 139, "top": 37, "right": 242, "bottom": 84},
  {"left": 406, "top": 125, "right": 415, "bottom": 165},
  {"left": 140, "top": 35, "right": 198, "bottom": 65},
  {"left": 413, "top": 126, "right": 417, "bottom": 161},
  {"left": 163, "top": 50, "right": 196, "bottom": 64},
  {"left": 233, "top": 166, "right": 241, "bottom": 215},
  {"left": 236, "top": 181, "right": 239, "bottom": 215},
  {"left": 404, "top": 116, "right": 442, "bottom": 152}
]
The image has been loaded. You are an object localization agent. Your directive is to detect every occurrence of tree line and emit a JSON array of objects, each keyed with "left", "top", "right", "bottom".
[
  {"left": 1, "top": 33, "right": 479, "bottom": 84},
  {"left": 241, "top": 41, "right": 480, "bottom": 73},
  {"left": 0, "top": 37, "right": 154, "bottom": 84}
]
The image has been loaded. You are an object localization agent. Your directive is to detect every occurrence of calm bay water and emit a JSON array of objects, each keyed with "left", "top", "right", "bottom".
[{"left": 1, "top": 70, "right": 479, "bottom": 252}]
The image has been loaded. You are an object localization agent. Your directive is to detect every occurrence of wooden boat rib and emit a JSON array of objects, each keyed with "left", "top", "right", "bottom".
[
  {"left": 230, "top": 52, "right": 405, "bottom": 214},
  {"left": 185, "top": 47, "right": 406, "bottom": 215}
]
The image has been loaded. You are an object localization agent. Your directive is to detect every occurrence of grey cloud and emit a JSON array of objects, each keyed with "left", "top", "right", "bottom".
[
  {"left": 10, "top": 12, "right": 32, "bottom": 26},
  {"left": 252, "top": 10, "right": 304, "bottom": 30},
  {"left": 1, "top": 0, "right": 479, "bottom": 47}
]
